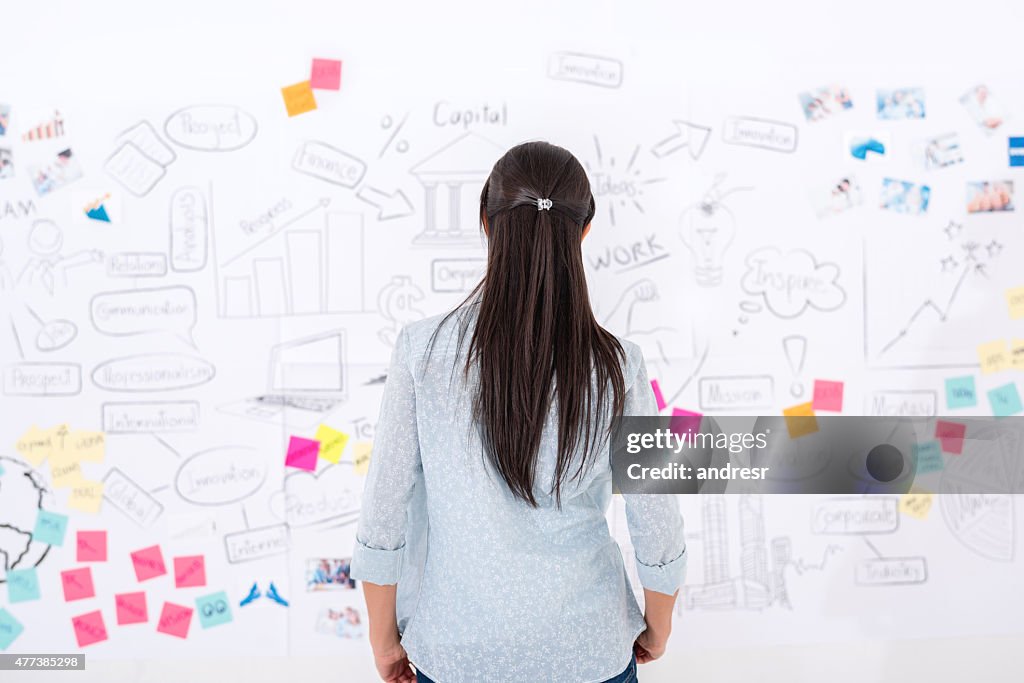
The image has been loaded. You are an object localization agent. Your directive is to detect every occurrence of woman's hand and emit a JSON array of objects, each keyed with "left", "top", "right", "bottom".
[
  {"left": 633, "top": 624, "right": 670, "bottom": 664},
  {"left": 372, "top": 639, "right": 416, "bottom": 683}
]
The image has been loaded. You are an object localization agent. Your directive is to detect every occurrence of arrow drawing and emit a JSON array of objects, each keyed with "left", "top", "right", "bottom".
[
  {"left": 651, "top": 120, "right": 712, "bottom": 160},
  {"left": 356, "top": 186, "right": 415, "bottom": 220}
]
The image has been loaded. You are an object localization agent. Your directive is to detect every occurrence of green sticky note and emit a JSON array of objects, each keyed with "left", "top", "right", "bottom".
[
  {"left": 944, "top": 376, "right": 977, "bottom": 409},
  {"left": 195, "top": 591, "right": 233, "bottom": 629},
  {"left": 913, "top": 440, "right": 944, "bottom": 475},
  {"left": 0, "top": 608, "right": 24, "bottom": 650},
  {"left": 34, "top": 509, "right": 68, "bottom": 546},
  {"left": 7, "top": 568, "right": 41, "bottom": 603}
]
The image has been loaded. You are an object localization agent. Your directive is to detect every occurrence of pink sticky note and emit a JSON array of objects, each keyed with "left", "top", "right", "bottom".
[
  {"left": 310, "top": 58, "right": 342, "bottom": 90},
  {"left": 173, "top": 555, "right": 206, "bottom": 588},
  {"left": 77, "top": 530, "right": 107, "bottom": 562},
  {"left": 285, "top": 436, "right": 320, "bottom": 471},
  {"left": 72, "top": 610, "right": 108, "bottom": 647},
  {"left": 157, "top": 602, "right": 194, "bottom": 639},
  {"left": 936, "top": 420, "right": 967, "bottom": 455},
  {"left": 61, "top": 567, "right": 96, "bottom": 601},
  {"left": 812, "top": 380, "right": 844, "bottom": 412},
  {"left": 651, "top": 379, "right": 667, "bottom": 412},
  {"left": 116, "top": 591, "right": 148, "bottom": 625},
  {"left": 670, "top": 408, "right": 703, "bottom": 438},
  {"left": 130, "top": 544, "right": 167, "bottom": 582}
]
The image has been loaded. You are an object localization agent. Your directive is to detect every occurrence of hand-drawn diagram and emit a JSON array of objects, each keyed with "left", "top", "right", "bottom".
[
  {"left": 650, "top": 120, "right": 711, "bottom": 161},
  {"left": 16, "top": 220, "right": 103, "bottom": 294},
  {"left": 678, "top": 174, "right": 751, "bottom": 286},
  {"left": 105, "top": 121, "right": 177, "bottom": 196},
  {"left": 584, "top": 136, "right": 666, "bottom": 227},
  {"left": 164, "top": 105, "right": 258, "bottom": 152},
  {"left": 409, "top": 132, "right": 503, "bottom": 246},
  {"left": 741, "top": 247, "right": 846, "bottom": 319},
  {"left": 377, "top": 276, "right": 426, "bottom": 347},
  {"left": 0, "top": 456, "right": 55, "bottom": 583}
]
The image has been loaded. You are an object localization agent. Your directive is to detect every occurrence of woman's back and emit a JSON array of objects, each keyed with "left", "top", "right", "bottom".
[{"left": 353, "top": 305, "right": 687, "bottom": 683}]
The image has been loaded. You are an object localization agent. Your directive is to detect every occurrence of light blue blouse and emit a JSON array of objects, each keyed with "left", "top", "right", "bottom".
[{"left": 351, "top": 305, "right": 687, "bottom": 683}]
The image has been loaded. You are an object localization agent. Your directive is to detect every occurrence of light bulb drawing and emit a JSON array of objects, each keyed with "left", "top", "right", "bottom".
[{"left": 679, "top": 174, "right": 751, "bottom": 287}]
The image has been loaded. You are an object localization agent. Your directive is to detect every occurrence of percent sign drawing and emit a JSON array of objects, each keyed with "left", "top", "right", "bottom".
[{"left": 379, "top": 112, "right": 410, "bottom": 158}]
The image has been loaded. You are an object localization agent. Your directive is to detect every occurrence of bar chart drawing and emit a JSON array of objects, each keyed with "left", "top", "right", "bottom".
[{"left": 215, "top": 211, "right": 368, "bottom": 318}]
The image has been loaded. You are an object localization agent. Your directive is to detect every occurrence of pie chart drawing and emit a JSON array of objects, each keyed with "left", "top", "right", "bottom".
[{"left": 939, "top": 423, "right": 1020, "bottom": 562}]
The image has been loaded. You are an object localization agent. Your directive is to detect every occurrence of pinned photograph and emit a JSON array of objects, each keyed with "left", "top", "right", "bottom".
[
  {"left": 798, "top": 85, "right": 853, "bottom": 122},
  {"left": 22, "top": 109, "right": 65, "bottom": 141},
  {"left": 917, "top": 132, "right": 964, "bottom": 170},
  {"left": 960, "top": 84, "right": 1005, "bottom": 133},
  {"left": 876, "top": 88, "right": 926, "bottom": 120},
  {"left": 809, "top": 175, "right": 863, "bottom": 218},
  {"left": 0, "top": 148, "right": 12, "bottom": 180},
  {"left": 881, "top": 178, "right": 930, "bottom": 214},
  {"left": 315, "top": 607, "right": 365, "bottom": 639},
  {"left": 844, "top": 131, "right": 889, "bottom": 161},
  {"left": 306, "top": 558, "right": 356, "bottom": 591},
  {"left": 28, "top": 148, "right": 83, "bottom": 196},
  {"left": 0, "top": 104, "right": 10, "bottom": 136},
  {"left": 966, "top": 180, "right": 1014, "bottom": 213}
]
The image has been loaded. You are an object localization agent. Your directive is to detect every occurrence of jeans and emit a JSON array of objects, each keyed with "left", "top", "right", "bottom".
[{"left": 414, "top": 653, "right": 638, "bottom": 683}]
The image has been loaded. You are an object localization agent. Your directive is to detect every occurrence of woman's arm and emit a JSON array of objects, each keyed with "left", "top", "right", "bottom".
[{"left": 363, "top": 582, "right": 415, "bottom": 682}]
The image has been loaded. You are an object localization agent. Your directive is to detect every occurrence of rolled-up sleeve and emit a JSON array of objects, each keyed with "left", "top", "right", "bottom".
[
  {"left": 622, "top": 350, "right": 688, "bottom": 596},
  {"left": 350, "top": 325, "right": 422, "bottom": 585}
]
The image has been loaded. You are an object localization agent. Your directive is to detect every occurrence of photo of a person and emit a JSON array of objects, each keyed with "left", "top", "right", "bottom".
[
  {"left": 798, "top": 85, "right": 853, "bottom": 122},
  {"left": 877, "top": 87, "right": 926, "bottom": 119},
  {"left": 960, "top": 84, "right": 1005, "bottom": 132},
  {"left": 0, "top": 104, "right": 9, "bottom": 136},
  {"left": 28, "top": 147, "right": 83, "bottom": 196},
  {"left": 306, "top": 558, "right": 357, "bottom": 591},
  {"left": 881, "top": 178, "right": 930, "bottom": 214},
  {"left": 967, "top": 181, "right": 1015, "bottom": 212}
]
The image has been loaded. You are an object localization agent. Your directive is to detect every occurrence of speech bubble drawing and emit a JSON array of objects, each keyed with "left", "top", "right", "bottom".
[
  {"left": 740, "top": 247, "right": 846, "bottom": 319},
  {"left": 164, "top": 105, "right": 258, "bottom": 152},
  {"left": 175, "top": 446, "right": 266, "bottom": 507},
  {"left": 90, "top": 286, "right": 199, "bottom": 348}
]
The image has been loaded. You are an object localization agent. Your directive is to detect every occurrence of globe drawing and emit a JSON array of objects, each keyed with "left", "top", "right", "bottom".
[{"left": 0, "top": 455, "right": 56, "bottom": 582}]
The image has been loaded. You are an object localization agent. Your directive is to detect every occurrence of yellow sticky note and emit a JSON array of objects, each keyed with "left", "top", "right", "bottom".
[
  {"left": 50, "top": 457, "right": 83, "bottom": 488},
  {"left": 353, "top": 442, "right": 372, "bottom": 475},
  {"left": 15, "top": 425, "right": 58, "bottom": 466},
  {"left": 977, "top": 340, "right": 1009, "bottom": 374},
  {"left": 281, "top": 80, "right": 317, "bottom": 117},
  {"left": 899, "top": 488, "right": 933, "bottom": 520},
  {"left": 68, "top": 480, "right": 105, "bottom": 514},
  {"left": 66, "top": 430, "right": 106, "bottom": 463},
  {"left": 1011, "top": 339, "right": 1024, "bottom": 370},
  {"left": 1007, "top": 287, "right": 1024, "bottom": 320},
  {"left": 315, "top": 424, "right": 349, "bottom": 464},
  {"left": 783, "top": 402, "right": 818, "bottom": 438}
]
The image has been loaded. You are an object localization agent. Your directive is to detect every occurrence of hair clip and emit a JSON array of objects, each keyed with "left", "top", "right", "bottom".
[{"left": 537, "top": 198, "right": 553, "bottom": 211}]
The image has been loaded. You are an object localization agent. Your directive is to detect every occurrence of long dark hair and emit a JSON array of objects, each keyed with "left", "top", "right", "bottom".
[{"left": 427, "top": 141, "right": 626, "bottom": 507}]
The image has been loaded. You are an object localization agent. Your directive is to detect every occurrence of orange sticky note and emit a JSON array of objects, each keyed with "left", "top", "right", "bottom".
[
  {"left": 281, "top": 81, "right": 317, "bottom": 117},
  {"left": 783, "top": 402, "right": 818, "bottom": 438}
]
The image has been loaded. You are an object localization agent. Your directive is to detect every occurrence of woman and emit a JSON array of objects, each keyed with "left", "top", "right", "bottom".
[{"left": 351, "top": 141, "right": 687, "bottom": 683}]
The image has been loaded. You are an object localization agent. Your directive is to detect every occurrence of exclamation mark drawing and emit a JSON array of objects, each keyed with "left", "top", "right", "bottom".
[{"left": 782, "top": 335, "right": 807, "bottom": 398}]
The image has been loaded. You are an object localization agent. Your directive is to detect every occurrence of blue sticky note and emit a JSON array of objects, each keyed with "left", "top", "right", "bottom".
[
  {"left": 913, "top": 440, "right": 944, "bottom": 475},
  {"left": 945, "top": 376, "right": 977, "bottom": 409},
  {"left": 0, "top": 609, "right": 24, "bottom": 650},
  {"left": 196, "top": 591, "right": 233, "bottom": 629},
  {"left": 7, "top": 568, "right": 41, "bottom": 603},
  {"left": 988, "top": 383, "right": 1023, "bottom": 417},
  {"left": 33, "top": 510, "right": 69, "bottom": 547}
]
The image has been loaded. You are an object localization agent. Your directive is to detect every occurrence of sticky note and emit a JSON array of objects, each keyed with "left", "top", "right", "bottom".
[
  {"left": 315, "top": 424, "right": 349, "bottom": 464},
  {"left": 115, "top": 591, "right": 148, "bottom": 625},
  {"left": 130, "top": 544, "right": 167, "bottom": 581},
  {"left": 945, "top": 376, "right": 977, "bottom": 409},
  {"left": 899, "top": 487, "right": 934, "bottom": 520},
  {"left": 286, "top": 436, "right": 320, "bottom": 471},
  {"left": 310, "top": 58, "right": 342, "bottom": 90},
  {"left": 1011, "top": 339, "right": 1024, "bottom": 370},
  {"left": 7, "top": 568, "right": 41, "bottom": 603},
  {"left": 281, "top": 81, "right": 317, "bottom": 117},
  {"left": 0, "top": 608, "right": 25, "bottom": 650},
  {"left": 1007, "top": 286, "right": 1024, "bottom": 319},
  {"left": 913, "top": 440, "right": 944, "bottom": 475},
  {"left": 196, "top": 591, "right": 233, "bottom": 629},
  {"left": 49, "top": 456, "right": 82, "bottom": 488},
  {"left": 935, "top": 420, "right": 967, "bottom": 454},
  {"left": 157, "top": 602, "right": 193, "bottom": 639},
  {"left": 811, "top": 380, "right": 844, "bottom": 412},
  {"left": 34, "top": 509, "right": 68, "bottom": 546},
  {"left": 978, "top": 340, "right": 1009, "bottom": 374},
  {"left": 67, "top": 430, "right": 105, "bottom": 463},
  {"left": 988, "top": 383, "right": 1023, "bottom": 417},
  {"left": 669, "top": 408, "right": 702, "bottom": 438},
  {"left": 71, "top": 610, "right": 108, "bottom": 647},
  {"left": 77, "top": 530, "right": 107, "bottom": 562},
  {"left": 68, "top": 479, "right": 104, "bottom": 514},
  {"left": 61, "top": 567, "right": 96, "bottom": 601},
  {"left": 173, "top": 555, "right": 206, "bottom": 588},
  {"left": 354, "top": 442, "right": 372, "bottom": 475},
  {"left": 783, "top": 402, "right": 818, "bottom": 438},
  {"left": 15, "top": 424, "right": 58, "bottom": 466},
  {"left": 650, "top": 379, "right": 667, "bottom": 411}
]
